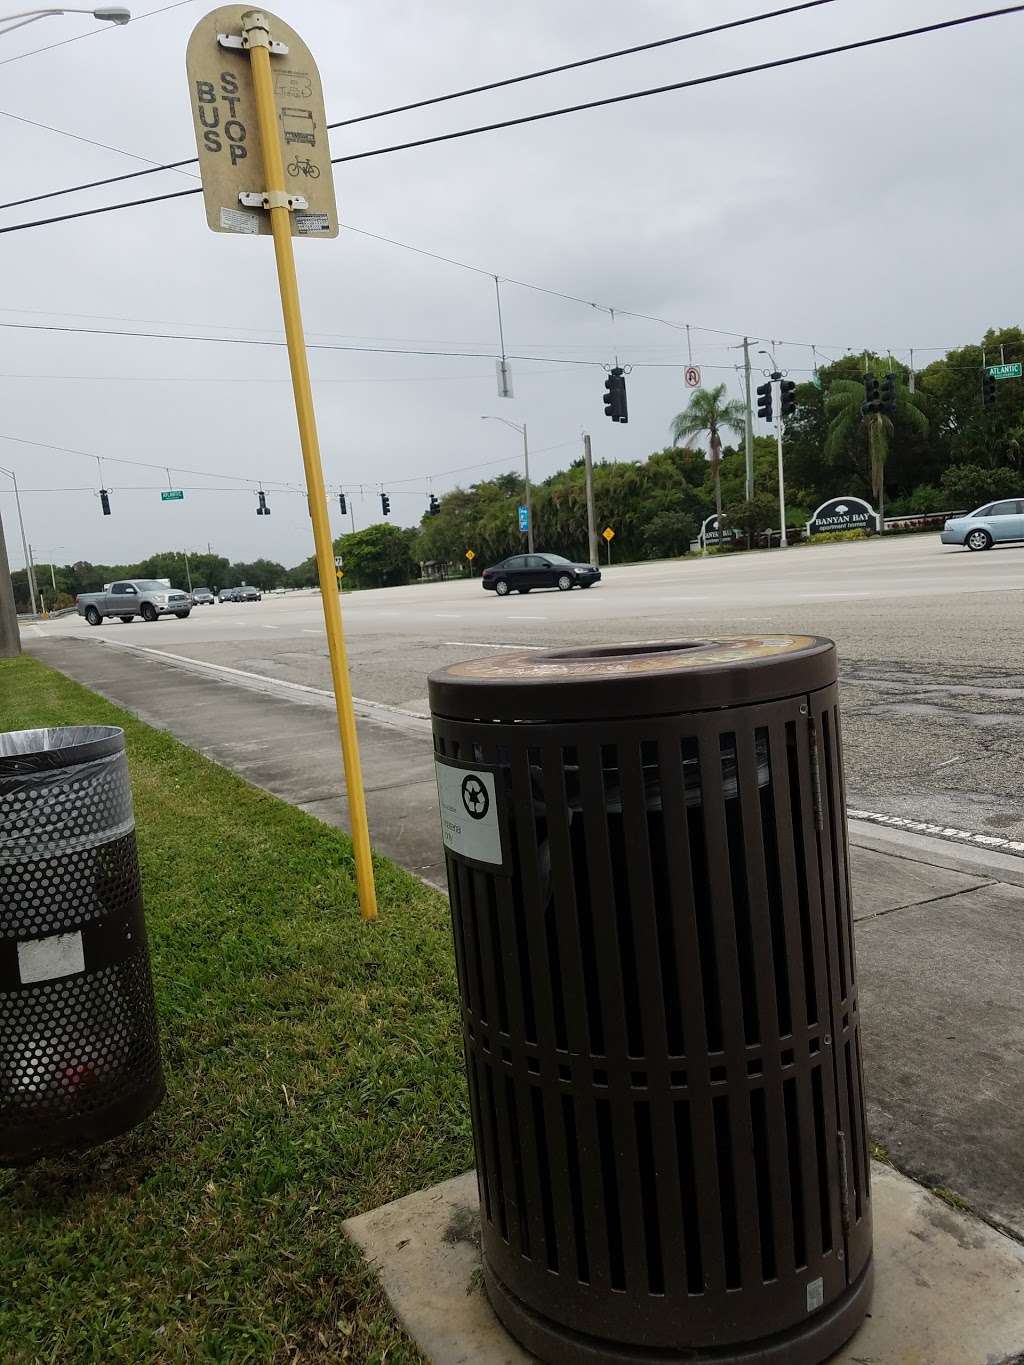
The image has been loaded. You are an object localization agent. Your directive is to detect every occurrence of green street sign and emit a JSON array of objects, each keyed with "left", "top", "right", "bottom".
[
  {"left": 161, "top": 489, "right": 184, "bottom": 501},
  {"left": 987, "top": 362, "right": 1022, "bottom": 380}
]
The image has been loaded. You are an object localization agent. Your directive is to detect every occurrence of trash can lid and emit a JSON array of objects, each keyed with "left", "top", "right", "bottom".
[
  {"left": 428, "top": 635, "right": 836, "bottom": 722},
  {"left": 0, "top": 725, "right": 125, "bottom": 776}
]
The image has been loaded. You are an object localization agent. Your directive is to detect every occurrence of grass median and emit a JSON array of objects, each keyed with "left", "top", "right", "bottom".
[{"left": 0, "top": 655, "right": 470, "bottom": 1364}]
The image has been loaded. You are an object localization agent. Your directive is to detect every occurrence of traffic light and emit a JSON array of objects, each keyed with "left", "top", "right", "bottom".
[
  {"left": 603, "top": 367, "right": 628, "bottom": 423},
  {"left": 880, "top": 372, "right": 897, "bottom": 417},
  {"left": 861, "top": 373, "right": 881, "bottom": 416},
  {"left": 428, "top": 493, "right": 440, "bottom": 516},
  {"left": 99, "top": 488, "right": 111, "bottom": 516},
  {"left": 380, "top": 492, "right": 391, "bottom": 516},
  {"left": 256, "top": 490, "right": 270, "bottom": 516},
  {"left": 756, "top": 381, "right": 773, "bottom": 421},
  {"left": 983, "top": 369, "right": 997, "bottom": 406},
  {"left": 339, "top": 492, "right": 347, "bottom": 515},
  {"left": 779, "top": 379, "right": 797, "bottom": 418}
]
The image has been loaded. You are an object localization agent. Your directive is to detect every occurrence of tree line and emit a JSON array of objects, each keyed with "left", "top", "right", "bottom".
[{"left": 13, "top": 324, "right": 1024, "bottom": 604}]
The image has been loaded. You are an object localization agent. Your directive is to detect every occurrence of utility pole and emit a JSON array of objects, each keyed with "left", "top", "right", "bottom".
[
  {"left": 182, "top": 550, "right": 193, "bottom": 594},
  {"left": 0, "top": 468, "right": 37, "bottom": 616},
  {"left": 522, "top": 423, "right": 534, "bottom": 553},
  {"left": 583, "top": 433, "right": 598, "bottom": 567},
  {"left": 742, "top": 337, "right": 754, "bottom": 501},
  {"left": 0, "top": 508, "right": 20, "bottom": 657}
]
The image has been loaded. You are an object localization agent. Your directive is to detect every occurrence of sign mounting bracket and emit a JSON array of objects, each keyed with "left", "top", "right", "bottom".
[
  {"left": 218, "top": 30, "right": 288, "bottom": 54},
  {"left": 239, "top": 190, "right": 308, "bottom": 211}
]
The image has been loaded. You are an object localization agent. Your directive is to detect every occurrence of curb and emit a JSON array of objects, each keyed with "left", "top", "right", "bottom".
[{"left": 848, "top": 817, "right": 1024, "bottom": 888}]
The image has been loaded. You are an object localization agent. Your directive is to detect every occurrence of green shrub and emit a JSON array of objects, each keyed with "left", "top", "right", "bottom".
[{"left": 808, "top": 529, "right": 869, "bottom": 544}]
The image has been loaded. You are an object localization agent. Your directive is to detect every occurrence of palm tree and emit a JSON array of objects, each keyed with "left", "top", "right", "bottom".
[
  {"left": 824, "top": 373, "right": 928, "bottom": 523},
  {"left": 670, "top": 384, "right": 747, "bottom": 525}
]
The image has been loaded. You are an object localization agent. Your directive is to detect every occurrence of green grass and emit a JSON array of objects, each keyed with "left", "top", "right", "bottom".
[{"left": 0, "top": 656, "right": 470, "bottom": 1364}]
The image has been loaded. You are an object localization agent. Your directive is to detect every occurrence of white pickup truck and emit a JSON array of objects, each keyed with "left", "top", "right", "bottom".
[{"left": 75, "top": 578, "right": 192, "bottom": 625}]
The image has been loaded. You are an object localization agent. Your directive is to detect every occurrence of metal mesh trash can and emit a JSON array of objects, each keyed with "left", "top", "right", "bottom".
[
  {"left": 429, "top": 636, "right": 872, "bottom": 1365},
  {"left": 0, "top": 726, "right": 164, "bottom": 1164}
]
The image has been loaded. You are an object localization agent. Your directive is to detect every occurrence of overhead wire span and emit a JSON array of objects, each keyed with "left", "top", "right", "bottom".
[{"left": 1, "top": 7, "right": 1020, "bottom": 236}]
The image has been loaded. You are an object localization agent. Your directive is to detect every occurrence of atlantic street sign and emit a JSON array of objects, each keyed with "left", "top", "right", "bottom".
[
  {"left": 987, "top": 362, "right": 1022, "bottom": 380},
  {"left": 161, "top": 490, "right": 185, "bottom": 501}
]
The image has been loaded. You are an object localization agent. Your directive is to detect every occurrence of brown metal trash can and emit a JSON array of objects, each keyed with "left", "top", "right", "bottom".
[
  {"left": 428, "top": 636, "right": 872, "bottom": 1364},
  {"left": 0, "top": 726, "right": 164, "bottom": 1164}
]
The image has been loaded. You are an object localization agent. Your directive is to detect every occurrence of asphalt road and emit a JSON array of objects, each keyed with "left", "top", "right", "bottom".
[{"left": 29, "top": 534, "right": 1024, "bottom": 836}]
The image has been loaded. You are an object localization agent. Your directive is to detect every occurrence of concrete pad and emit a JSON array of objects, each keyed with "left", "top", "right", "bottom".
[
  {"left": 344, "top": 1164, "right": 1024, "bottom": 1365},
  {"left": 857, "top": 881, "right": 1024, "bottom": 1243},
  {"left": 848, "top": 844, "right": 990, "bottom": 920}
]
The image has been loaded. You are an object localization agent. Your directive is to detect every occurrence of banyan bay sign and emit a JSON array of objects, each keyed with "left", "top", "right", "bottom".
[
  {"left": 699, "top": 513, "right": 730, "bottom": 547},
  {"left": 808, "top": 497, "right": 878, "bottom": 535}
]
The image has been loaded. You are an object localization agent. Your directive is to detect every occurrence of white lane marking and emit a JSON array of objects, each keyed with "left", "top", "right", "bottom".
[
  {"left": 261, "top": 624, "right": 279, "bottom": 629},
  {"left": 444, "top": 641, "right": 546, "bottom": 650},
  {"left": 849, "top": 809, "right": 1024, "bottom": 855},
  {"left": 433, "top": 613, "right": 463, "bottom": 618},
  {"left": 515, "top": 614, "right": 548, "bottom": 620},
  {"left": 302, "top": 628, "right": 321, "bottom": 634},
  {"left": 89, "top": 638, "right": 431, "bottom": 723}
]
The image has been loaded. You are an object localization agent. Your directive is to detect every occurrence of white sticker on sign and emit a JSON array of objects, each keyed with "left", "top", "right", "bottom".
[
  {"left": 434, "top": 760, "right": 504, "bottom": 867},
  {"left": 219, "top": 206, "right": 260, "bottom": 234},
  {"left": 294, "top": 211, "right": 330, "bottom": 234},
  {"left": 18, "top": 931, "right": 85, "bottom": 984}
]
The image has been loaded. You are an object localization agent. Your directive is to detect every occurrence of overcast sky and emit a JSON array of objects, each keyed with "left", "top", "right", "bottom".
[{"left": 0, "top": 0, "right": 1020, "bottom": 571}]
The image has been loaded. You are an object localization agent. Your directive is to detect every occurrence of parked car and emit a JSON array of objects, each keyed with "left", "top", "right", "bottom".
[
  {"left": 75, "top": 579, "right": 191, "bottom": 625},
  {"left": 191, "top": 586, "right": 215, "bottom": 605},
  {"left": 481, "top": 553, "right": 601, "bottom": 596},
  {"left": 940, "top": 500, "right": 1024, "bottom": 551}
]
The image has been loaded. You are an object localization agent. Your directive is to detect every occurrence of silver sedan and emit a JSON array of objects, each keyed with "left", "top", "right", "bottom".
[{"left": 940, "top": 499, "right": 1024, "bottom": 551}]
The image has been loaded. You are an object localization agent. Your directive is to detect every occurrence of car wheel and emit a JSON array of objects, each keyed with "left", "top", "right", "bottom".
[
  {"left": 84, "top": 606, "right": 102, "bottom": 626},
  {"left": 175, "top": 610, "right": 191, "bottom": 619},
  {"left": 517, "top": 587, "right": 531, "bottom": 594},
  {"left": 118, "top": 615, "right": 134, "bottom": 623},
  {"left": 140, "top": 603, "right": 158, "bottom": 622},
  {"left": 557, "top": 574, "right": 573, "bottom": 591},
  {"left": 495, "top": 579, "right": 510, "bottom": 596},
  {"left": 966, "top": 529, "right": 992, "bottom": 551}
]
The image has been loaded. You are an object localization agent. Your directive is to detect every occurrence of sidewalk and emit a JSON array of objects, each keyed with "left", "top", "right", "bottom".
[{"left": 26, "top": 635, "right": 1024, "bottom": 1248}]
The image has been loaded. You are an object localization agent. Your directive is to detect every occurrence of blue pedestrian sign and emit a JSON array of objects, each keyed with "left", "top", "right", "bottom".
[{"left": 518, "top": 505, "right": 529, "bottom": 532}]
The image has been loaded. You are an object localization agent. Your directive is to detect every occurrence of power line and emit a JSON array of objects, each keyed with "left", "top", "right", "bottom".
[
  {"left": 3, "top": 6, "right": 1021, "bottom": 238},
  {"left": 0, "top": 0, "right": 200, "bottom": 67},
  {"left": 328, "top": 7, "right": 1024, "bottom": 168},
  {"left": 0, "top": 318, "right": 613, "bottom": 367},
  {"left": 0, "top": 110, "right": 200, "bottom": 187},
  {"left": 0, "top": 432, "right": 303, "bottom": 490},
  {"left": 0, "top": 0, "right": 843, "bottom": 212}
]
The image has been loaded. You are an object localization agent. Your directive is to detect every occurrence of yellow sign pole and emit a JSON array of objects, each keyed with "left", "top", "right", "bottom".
[{"left": 242, "top": 9, "right": 376, "bottom": 920}]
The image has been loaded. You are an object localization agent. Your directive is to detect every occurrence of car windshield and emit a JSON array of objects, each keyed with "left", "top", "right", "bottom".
[
  {"left": 133, "top": 580, "right": 172, "bottom": 592},
  {"left": 193, "top": 586, "right": 209, "bottom": 593}
]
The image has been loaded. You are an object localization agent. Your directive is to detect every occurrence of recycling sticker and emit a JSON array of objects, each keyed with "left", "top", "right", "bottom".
[{"left": 434, "top": 757, "right": 506, "bottom": 870}]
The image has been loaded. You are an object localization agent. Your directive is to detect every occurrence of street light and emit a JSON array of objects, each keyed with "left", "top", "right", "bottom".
[
  {"left": 0, "top": 6, "right": 130, "bottom": 35},
  {"left": 481, "top": 415, "right": 533, "bottom": 553},
  {"left": 758, "top": 348, "right": 788, "bottom": 549},
  {"left": 38, "top": 546, "right": 66, "bottom": 593},
  {"left": 0, "top": 466, "right": 37, "bottom": 615}
]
